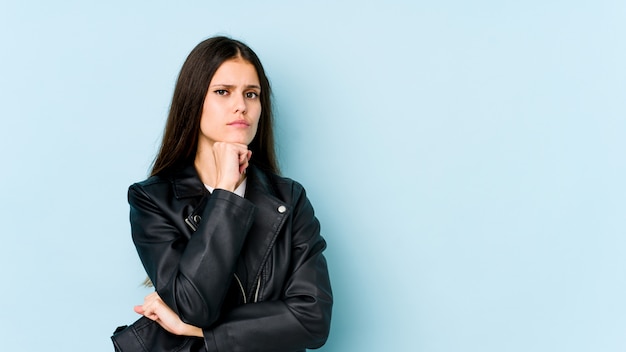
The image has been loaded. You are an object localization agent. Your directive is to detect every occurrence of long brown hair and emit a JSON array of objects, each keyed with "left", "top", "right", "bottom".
[{"left": 151, "top": 36, "right": 279, "bottom": 176}]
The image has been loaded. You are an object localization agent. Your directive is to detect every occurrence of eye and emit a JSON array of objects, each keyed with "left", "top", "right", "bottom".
[
  {"left": 245, "top": 91, "right": 259, "bottom": 99},
  {"left": 215, "top": 89, "right": 228, "bottom": 96}
]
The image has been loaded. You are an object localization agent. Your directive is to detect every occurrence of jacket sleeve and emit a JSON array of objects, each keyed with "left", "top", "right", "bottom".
[
  {"left": 129, "top": 184, "right": 256, "bottom": 328},
  {"left": 203, "top": 184, "right": 333, "bottom": 352}
]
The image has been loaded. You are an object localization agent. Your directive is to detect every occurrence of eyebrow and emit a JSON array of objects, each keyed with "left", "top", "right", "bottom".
[{"left": 210, "top": 84, "right": 261, "bottom": 90}]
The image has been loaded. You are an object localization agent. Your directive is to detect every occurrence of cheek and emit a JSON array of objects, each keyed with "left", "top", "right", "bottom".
[
  {"left": 249, "top": 103, "right": 261, "bottom": 125},
  {"left": 249, "top": 113, "right": 261, "bottom": 139},
  {"left": 250, "top": 116, "right": 260, "bottom": 134},
  {"left": 200, "top": 103, "right": 219, "bottom": 126}
]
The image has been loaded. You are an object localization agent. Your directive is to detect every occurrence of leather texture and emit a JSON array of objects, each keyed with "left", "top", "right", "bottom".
[
  {"left": 112, "top": 316, "right": 205, "bottom": 352},
  {"left": 124, "top": 163, "right": 333, "bottom": 351}
]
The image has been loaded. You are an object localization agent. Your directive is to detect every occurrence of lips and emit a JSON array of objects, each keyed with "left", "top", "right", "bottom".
[{"left": 227, "top": 119, "right": 250, "bottom": 127}]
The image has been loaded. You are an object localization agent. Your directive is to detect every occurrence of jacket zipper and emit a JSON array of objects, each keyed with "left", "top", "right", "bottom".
[
  {"left": 233, "top": 273, "right": 247, "bottom": 304},
  {"left": 254, "top": 276, "right": 261, "bottom": 302},
  {"left": 233, "top": 273, "right": 261, "bottom": 304}
]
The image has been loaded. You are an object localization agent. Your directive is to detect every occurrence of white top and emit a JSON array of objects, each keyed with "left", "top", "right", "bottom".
[{"left": 204, "top": 178, "right": 247, "bottom": 198}]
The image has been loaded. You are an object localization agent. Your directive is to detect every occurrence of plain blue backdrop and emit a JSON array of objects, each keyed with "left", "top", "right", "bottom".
[{"left": 1, "top": 1, "right": 625, "bottom": 351}]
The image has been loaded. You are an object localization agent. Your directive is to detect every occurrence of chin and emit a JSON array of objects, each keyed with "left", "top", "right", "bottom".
[{"left": 226, "top": 135, "right": 255, "bottom": 145}]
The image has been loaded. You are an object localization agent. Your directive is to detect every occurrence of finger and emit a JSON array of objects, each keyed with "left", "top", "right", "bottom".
[
  {"left": 212, "top": 143, "right": 249, "bottom": 189},
  {"left": 143, "top": 291, "right": 158, "bottom": 305},
  {"left": 238, "top": 150, "right": 250, "bottom": 169},
  {"left": 138, "top": 292, "right": 161, "bottom": 319},
  {"left": 139, "top": 302, "right": 154, "bottom": 318},
  {"left": 142, "top": 307, "right": 159, "bottom": 321},
  {"left": 140, "top": 307, "right": 158, "bottom": 321},
  {"left": 239, "top": 150, "right": 252, "bottom": 174}
]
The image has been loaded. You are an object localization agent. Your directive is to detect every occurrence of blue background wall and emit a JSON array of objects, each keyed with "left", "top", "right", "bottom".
[{"left": 1, "top": 1, "right": 625, "bottom": 351}]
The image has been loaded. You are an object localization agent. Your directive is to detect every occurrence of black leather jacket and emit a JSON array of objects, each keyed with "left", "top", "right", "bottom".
[{"left": 128, "top": 163, "right": 333, "bottom": 352}]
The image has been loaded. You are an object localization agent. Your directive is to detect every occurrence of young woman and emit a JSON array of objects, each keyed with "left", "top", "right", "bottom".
[{"left": 118, "top": 36, "right": 332, "bottom": 351}]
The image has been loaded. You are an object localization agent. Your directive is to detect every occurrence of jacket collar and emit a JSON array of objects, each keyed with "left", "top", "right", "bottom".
[
  {"left": 171, "top": 162, "right": 279, "bottom": 200},
  {"left": 171, "top": 163, "right": 206, "bottom": 199}
]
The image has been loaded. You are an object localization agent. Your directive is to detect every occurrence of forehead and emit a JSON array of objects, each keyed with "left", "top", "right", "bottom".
[{"left": 210, "top": 58, "right": 260, "bottom": 85}]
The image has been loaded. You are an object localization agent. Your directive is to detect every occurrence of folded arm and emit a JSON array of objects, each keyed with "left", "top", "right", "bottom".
[{"left": 129, "top": 185, "right": 256, "bottom": 328}]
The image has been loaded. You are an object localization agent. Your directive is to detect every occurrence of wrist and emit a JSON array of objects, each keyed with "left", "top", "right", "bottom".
[
  {"left": 215, "top": 183, "right": 236, "bottom": 192},
  {"left": 215, "top": 175, "right": 244, "bottom": 193},
  {"left": 186, "top": 324, "right": 203, "bottom": 337}
]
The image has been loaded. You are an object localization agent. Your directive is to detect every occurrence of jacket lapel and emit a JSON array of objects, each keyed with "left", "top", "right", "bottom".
[
  {"left": 242, "top": 166, "right": 290, "bottom": 296},
  {"left": 171, "top": 164, "right": 209, "bottom": 233},
  {"left": 172, "top": 163, "right": 206, "bottom": 199}
]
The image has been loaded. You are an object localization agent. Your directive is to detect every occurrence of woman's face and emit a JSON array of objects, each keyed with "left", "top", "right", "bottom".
[{"left": 198, "top": 58, "right": 262, "bottom": 148}]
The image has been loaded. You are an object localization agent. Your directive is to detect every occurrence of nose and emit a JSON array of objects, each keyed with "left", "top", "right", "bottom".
[{"left": 234, "top": 94, "right": 247, "bottom": 115}]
